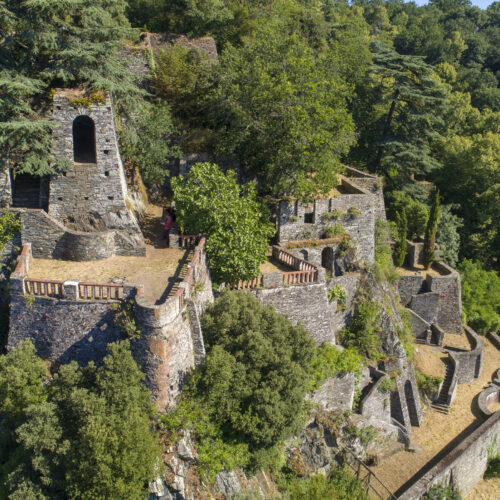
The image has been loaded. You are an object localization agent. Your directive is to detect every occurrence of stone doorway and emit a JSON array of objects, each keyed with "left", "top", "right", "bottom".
[{"left": 73, "top": 115, "right": 96, "bottom": 163}]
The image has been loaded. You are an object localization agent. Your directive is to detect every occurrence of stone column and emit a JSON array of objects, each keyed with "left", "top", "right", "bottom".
[{"left": 63, "top": 280, "right": 79, "bottom": 300}]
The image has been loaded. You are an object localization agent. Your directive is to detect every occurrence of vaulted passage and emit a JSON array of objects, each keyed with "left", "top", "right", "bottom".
[{"left": 73, "top": 115, "right": 96, "bottom": 163}]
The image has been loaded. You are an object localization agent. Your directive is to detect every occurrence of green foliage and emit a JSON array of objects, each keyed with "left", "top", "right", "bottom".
[
  {"left": 485, "top": 452, "right": 500, "bottom": 479},
  {"left": 436, "top": 204, "right": 463, "bottom": 268},
  {"left": 424, "top": 190, "right": 440, "bottom": 269},
  {"left": 0, "top": 212, "right": 20, "bottom": 256},
  {"left": 393, "top": 209, "right": 408, "bottom": 267},
  {"left": 324, "top": 224, "right": 346, "bottom": 239},
  {"left": 328, "top": 285, "right": 347, "bottom": 305},
  {"left": 309, "top": 343, "right": 363, "bottom": 391},
  {"left": 340, "top": 297, "right": 382, "bottom": 359},
  {"left": 323, "top": 210, "right": 345, "bottom": 221},
  {"left": 119, "top": 101, "right": 180, "bottom": 185},
  {"left": 212, "top": 26, "right": 355, "bottom": 198},
  {"left": 23, "top": 293, "right": 35, "bottom": 308},
  {"left": 199, "top": 291, "right": 315, "bottom": 449},
  {"left": 281, "top": 470, "right": 369, "bottom": 500},
  {"left": 163, "top": 291, "right": 316, "bottom": 479},
  {"left": 111, "top": 300, "right": 140, "bottom": 338},
  {"left": 374, "top": 219, "right": 399, "bottom": 284},
  {"left": 0, "top": 0, "right": 137, "bottom": 177},
  {"left": 152, "top": 44, "right": 215, "bottom": 124},
  {"left": 347, "top": 206, "right": 362, "bottom": 218},
  {"left": 386, "top": 191, "right": 429, "bottom": 241},
  {"left": 0, "top": 340, "right": 159, "bottom": 499},
  {"left": 415, "top": 370, "right": 443, "bottom": 400},
  {"left": 378, "top": 377, "right": 397, "bottom": 393},
  {"left": 425, "top": 484, "right": 462, "bottom": 500},
  {"left": 458, "top": 259, "right": 500, "bottom": 335},
  {"left": 172, "top": 163, "right": 275, "bottom": 284}
]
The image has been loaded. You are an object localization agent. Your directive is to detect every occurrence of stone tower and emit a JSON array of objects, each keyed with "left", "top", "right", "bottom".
[{"left": 49, "top": 90, "right": 145, "bottom": 256}]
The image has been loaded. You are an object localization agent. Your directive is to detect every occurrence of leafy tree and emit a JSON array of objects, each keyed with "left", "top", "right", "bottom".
[
  {"left": 198, "top": 291, "right": 316, "bottom": 449},
  {"left": 119, "top": 101, "right": 180, "bottom": 185},
  {"left": 393, "top": 209, "right": 408, "bottom": 267},
  {"left": 386, "top": 191, "right": 429, "bottom": 241},
  {"left": 459, "top": 259, "right": 500, "bottom": 335},
  {"left": 0, "top": 341, "right": 160, "bottom": 499},
  {"left": 211, "top": 27, "right": 355, "bottom": 198},
  {"left": 424, "top": 189, "right": 440, "bottom": 269},
  {"left": 171, "top": 162, "right": 275, "bottom": 284}
]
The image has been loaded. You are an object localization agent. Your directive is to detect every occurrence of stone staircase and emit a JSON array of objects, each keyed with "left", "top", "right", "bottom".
[
  {"left": 166, "top": 250, "right": 193, "bottom": 298},
  {"left": 431, "top": 361, "right": 454, "bottom": 414}
]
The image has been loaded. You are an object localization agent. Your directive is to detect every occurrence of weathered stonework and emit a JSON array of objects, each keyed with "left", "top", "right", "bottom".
[
  {"left": 277, "top": 174, "right": 383, "bottom": 264},
  {"left": 49, "top": 91, "right": 145, "bottom": 256},
  {"left": 251, "top": 283, "right": 334, "bottom": 345}
]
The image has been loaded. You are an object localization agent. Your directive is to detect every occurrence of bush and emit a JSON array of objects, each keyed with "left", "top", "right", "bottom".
[
  {"left": 328, "top": 285, "right": 347, "bottom": 305},
  {"left": 347, "top": 206, "right": 362, "bottom": 218},
  {"left": 374, "top": 219, "right": 399, "bottom": 284},
  {"left": 322, "top": 210, "right": 345, "bottom": 221},
  {"left": 485, "top": 452, "right": 500, "bottom": 479},
  {"left": 415, "top": 370, "right": 442, "bottom": 400},
  {"left": 378, "top": 377, "right": 397, "bottom": 393},
  {"left": 339, "top": 298, "right": 382, "bottom": 359},
  {"left": 309, "top": 343, "right": 364, "bottom": 391},
  {"left": 324, "top": 223, "right": 345, "bottom": 239},
  {"left": 425, "top": 484, "right": 462, "bottom": 500}
]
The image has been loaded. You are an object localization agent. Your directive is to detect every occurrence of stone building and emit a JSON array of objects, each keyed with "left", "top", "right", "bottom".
[{"left": 0, "top": 90, "right": 145, "bottom": 258}]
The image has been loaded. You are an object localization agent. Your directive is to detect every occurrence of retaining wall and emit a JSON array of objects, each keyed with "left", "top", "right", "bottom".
[
  {"left": 397, "top": 410, "right": 500, "bottom": 499},
  {"left": 449, "top": 326, "right": 484, "bottom": 384},
  {"left": 250, "top": 282, "right": 334, "bottom": 345}
]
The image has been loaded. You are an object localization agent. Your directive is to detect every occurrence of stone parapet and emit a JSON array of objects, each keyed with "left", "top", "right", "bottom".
[{"left": 449, "top": 326, "right": 484, "bottom": 384}]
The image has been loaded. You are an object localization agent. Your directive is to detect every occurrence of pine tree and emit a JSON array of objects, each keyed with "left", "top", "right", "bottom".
[
  {"left": 424, "top": 189, "right": 440, "bottom": 269},
  {"left": 0, "top": 0, "right": 139, "bottom": 177},
  {"left": 393, "top": 209, "right": 408, "bottom": 267},
  {"left": 367, "top": 41, "right": 448, "bottom": 186}
]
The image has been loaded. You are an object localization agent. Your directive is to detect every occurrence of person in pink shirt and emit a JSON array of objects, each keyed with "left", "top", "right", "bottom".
[{"left": 163, "top": 209, "right": 174, "bottom": 247}]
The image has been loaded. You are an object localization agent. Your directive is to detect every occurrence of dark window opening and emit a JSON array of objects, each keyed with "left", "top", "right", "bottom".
[
  {"left": 58, "top": 197, "right": 63, "bottom": 201},
  {"left": 73, "top": 115, "right": 97, "bottom": 163},
  {"left": 104, "top": 171, "right": 110, "bottom": 177},
  {"left": 108, "top": 196, "right": 114, "bottom": 200},
  {"left": 104, "top": 150, "right": 110, "bottom": 155},
  {"left": 11, "top": 172, "right": 50, "bottom": 211},
  {"left": 321, "top": 246, "right": 335, "bottom": 273},
  {"left": 304, "top": 202, "right": 314, "bottom": 223},
  {"left": 84, "top": 197, "right": 89, "bottom": 200},
  {"left": 299, "top": 249, "right": 308, "bottom": 261}
]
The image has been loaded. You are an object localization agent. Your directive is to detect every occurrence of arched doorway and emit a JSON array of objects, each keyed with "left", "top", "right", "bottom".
[
  {"left": 299, "top": 249, "right": 308, "bottom": 261},
  {"left": 321, "top": 246, "right": 334, "bottom": 272},
  {"left": 73, "top": 115, "right": 96, "bottom": 163}
]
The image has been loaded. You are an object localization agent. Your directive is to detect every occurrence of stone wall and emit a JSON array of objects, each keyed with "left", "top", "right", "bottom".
[
  {"left": 398, "top": 274, "right": 425, "bottom": 306},
  {"left": 327, "top": 272, "right": 361, "bottom": 334},
  {"left": 426, "top": 262, "right": 462, "bottom": 334},
  {"left": 277, "top": 177, "right": 379, "bottom": 264},
  {"left": 49, "top": 91, "right": 145, "bottom": 254},
  {"left": 251, "top": 283, "right": 334, "bottom": 345},
  {"left": 0, "top": 169, "right": 11, "bottom": 208},
  {"left": 449, "top": 326, "right": 484, "bottom": 384},
  {"left": 359, "top": 368, "right": 391, "bottom": 423},
  {"left": 2, "top": 208, "right": 145, "bottom": 260},
  {"left": 397, "top": 410, "right": 500, "bottom": 499},
  {"left": 345, "top": 167, "right": 386, "bottom": 221},
  {"left": 409, "top": 292, "right": 440, "bottom": 324}
]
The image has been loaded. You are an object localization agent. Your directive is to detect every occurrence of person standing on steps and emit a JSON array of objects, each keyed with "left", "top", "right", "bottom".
[{"left": 163, "top": 209, "right": 174, "bottom": 247}]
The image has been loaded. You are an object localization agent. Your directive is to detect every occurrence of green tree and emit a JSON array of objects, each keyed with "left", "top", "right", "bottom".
[
  {"left": 212, "top": 27, "right": 355, "bottom": 198},
  {"left": 459, "top": 259, "right": 500, "bottom": 335},
  {"left": 0, "top": 341, "right": 160, "bottom": 500},
  {"left": 0, "top": 0, "right": 137, "bottom": 177},
  {"left": 424, "top": 189, "right": 440, "bottom": 269},
  {"left": 436, "top": 204, "right": 463, "bottom": 267},
  {"left": 198, "top": 291, "right": 316, "bottom": 449},
  {"left": 171, "top": 162, "right": 275, "bottom": 284},
  {"left": 393, "top": 209, "right": 408, "bottom": 267}
]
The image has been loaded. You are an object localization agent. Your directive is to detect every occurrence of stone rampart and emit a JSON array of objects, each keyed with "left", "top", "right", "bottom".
[
  {"left": 251, "top": 282, "right": 334, "bottom": 345},
  {"left": 8, "top": 238, "right": 213, "bottom": 410},
  {"left": 398, "top": 274, "right": 425, "bottom": 306},
  {"left": 2, "top": 208, "right": 145, "bottom": 259},
  {"left": 406, "top": 308, "right": 430, "bottom": 339},
  {"left": 397, "top": 410, "right": 500, "bottom": 499}
]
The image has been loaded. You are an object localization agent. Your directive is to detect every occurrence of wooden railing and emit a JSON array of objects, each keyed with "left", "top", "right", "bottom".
[
  {"left": 24, "top": 278, "right": 64, "bottom": 298},
  {"left": 79, "top": 282, "right": 123, "bottom": 300},
  {"left": 230, "top": 276, "right": 264, "bottom": 290},
  {"left": 272, "top": 246, "right": 317, "bottom": 272},
  {"left": 282, "top": 269, "right": 317, "bottom": 285}
]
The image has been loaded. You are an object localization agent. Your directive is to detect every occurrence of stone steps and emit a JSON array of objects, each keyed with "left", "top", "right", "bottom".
[{"left": 431, "top": 362, "right": 454, "bottom": 414}]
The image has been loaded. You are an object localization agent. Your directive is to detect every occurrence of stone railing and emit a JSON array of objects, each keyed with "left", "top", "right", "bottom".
[
  {"left": 272, "top": 246, "right": 317, "bottom": 272},
  {"left": 12, "top": 243, "right": 141, "bottom": 302},
  {"left": 178, "top": 234, "right": 201, "bottom": 250},
  {"left": 282, "top": 269, "right": 318, "bottom": 285}
]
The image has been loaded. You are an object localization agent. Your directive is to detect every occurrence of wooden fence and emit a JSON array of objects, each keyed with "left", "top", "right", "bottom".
[{"left": 24, "top": 278, "right": 64, "bottom": 299}]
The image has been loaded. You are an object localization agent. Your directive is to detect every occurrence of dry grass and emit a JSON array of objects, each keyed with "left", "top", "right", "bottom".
[
  {"left": 397, "top": 264, "right": 442, "bottom": 278},
  {"left": 27, "top": 205, "right": 187, "bottom": 304},
  {"left": 259, "top": 258, "right": 293, "bottom": 274},
  {"left": 467, "top": 477, "right": 500, "bottom": 499},
  {"left": 372, "top": 335, "right": 500, "bottom": 494}
]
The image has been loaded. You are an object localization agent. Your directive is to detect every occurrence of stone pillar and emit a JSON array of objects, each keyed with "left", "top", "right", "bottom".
[{"left": 63, "top": 280, "right": 79, "bottom": 300}]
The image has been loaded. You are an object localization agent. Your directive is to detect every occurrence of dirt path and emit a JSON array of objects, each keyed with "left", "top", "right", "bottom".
[{"left": 371, "top": 335, "right": 500, "bottom": 495}]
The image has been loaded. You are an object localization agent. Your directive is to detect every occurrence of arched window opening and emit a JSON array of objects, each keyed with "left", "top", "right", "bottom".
[
  {"left": 321, "top": 246, "right": 334, "bottom": 273},
  {"left": 299, "top": 249, "right": 308, "bottom": 261},
  {"left": 73, "top": 115, "right": 96, "bottom": 163}
]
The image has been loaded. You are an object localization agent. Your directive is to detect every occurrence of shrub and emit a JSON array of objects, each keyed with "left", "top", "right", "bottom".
[
  {"left": 0, "top": 211, "right": 21, "bottom": 256},
  {"left": 347, "top": 206, "right": 362, "bottom": 218},
  {"left": 328, "top": 285, "right": 347, "bottom": 305},
  {"left": 416, "top": 370, "right": 442, "bottom": 400},
  {"left": 324, "top": 223, "right": 345, "bottom": 239},
  {"left": 374, "top": 218, "right": 399, "bottom": 284},
  {"left": 485, "top": 452, "right": 500, "bottom": 479},
  {"left": 378, "top": 377, "right": 397, "bottom": 393},
  {"left": 393, "top": 209, "right": 407, "bottom": 267},
  {"left": 322, "top": 209, "right": 345, "bottom": 221},
  {"left": 112, "top": 300, "right": 140, "bottom": 338},
  {"left": 309, "top": 343, "right": 364, "bottom": 391},
  {"left": 425, "top": 484, "right": 462, "bottom": 500},
  {"left": 458, "top": 259, "right": 500, "bottom": 335},
  {"left": 288, "top": 215, "right": 298, "bottom": 222}
]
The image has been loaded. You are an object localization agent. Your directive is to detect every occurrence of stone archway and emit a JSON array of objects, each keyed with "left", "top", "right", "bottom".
[
  {"left": 321, "top": 246, "right": 334, "bottom": 272},
  {"left": 299, "top": 249, "right": 308, "bottom": 261},
  {"left": 73, "top": 115, "right": 96, "bottom": 163}
]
